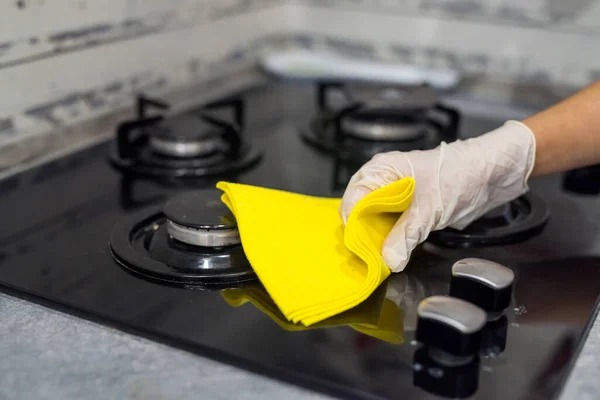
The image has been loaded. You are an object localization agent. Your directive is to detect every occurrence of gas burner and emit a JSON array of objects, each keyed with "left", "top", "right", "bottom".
[
  {"left": 109, "top": 95, "right": 262, "bottom": 179},
  {"left": 428, "top": 194, "right": 550, "bottom": 248},
  {"left": 301, "top": 82, "right": 460, "bottom": 163},
  {"left": 148, "top": 114, "right": 222, "bottom": 158},
  {"left": 109, "top": 190, "right": 257, "bottom": 289},
  {"left": 340, "top": 110, "right": 427, "bottom": 141}
]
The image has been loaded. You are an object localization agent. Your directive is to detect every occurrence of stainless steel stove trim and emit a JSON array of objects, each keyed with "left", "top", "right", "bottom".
[{"left": 166, "top": 220, "right": 241, "bottom": 247}]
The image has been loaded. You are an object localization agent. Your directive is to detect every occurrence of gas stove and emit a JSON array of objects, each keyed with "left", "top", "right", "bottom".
[{"left": 0, "top": 81, "right": 598, "bottom": 400}]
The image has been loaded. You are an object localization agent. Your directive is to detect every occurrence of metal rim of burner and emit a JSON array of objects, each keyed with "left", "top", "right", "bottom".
[
  {"left": 150, "top": 137, "right": 218, "bottom": 158},
  {"left": 163, "top": 190, "right": 241, "bottom": 248},
  {"left": 166, "top": 220, "right": 240, "bottom": 247},
  {"left": 109, "top": 193, "right": 256, "bottom": 289},
  {"left": 301, "top": 81, "right": 461, "bottom": 159},
  {"left": 108, "top": 95, "right": 262, "bottom": 178},
  {"left": 148, "top": 114, "right": 222, "bottom": 158},
  {"left": 341, "top": 111, "right": 427, "bottom": 141}
]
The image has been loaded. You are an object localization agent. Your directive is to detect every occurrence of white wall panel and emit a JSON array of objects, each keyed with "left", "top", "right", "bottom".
[
  {"left": 0, "top": 0, "right": 282, "bottom": 67},
  {"left": 0, "top": 2, "right": 288, "bottom": 144},
  {"left": 294, "top": 6, "right": 600, "bottom": 87},
  {"left": 3, "top": 0, "right": 600, "bottom": 148}
]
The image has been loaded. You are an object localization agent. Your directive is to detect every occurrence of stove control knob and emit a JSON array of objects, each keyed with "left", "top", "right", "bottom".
[
  {"left": 416, "top": 296, "right": 486, "bottom": 363},
  {"left": 450, "top": 258, "right": 514, "bottom": 315}
]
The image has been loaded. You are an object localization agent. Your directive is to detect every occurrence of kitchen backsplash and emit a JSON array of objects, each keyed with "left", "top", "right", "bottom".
[
  {"left": 0, "top": 0, "right": 291, "bottom": 146},
  {"left": 294, "top": 0, "right": 600, "bottom": 88},
  {"left": 2, "top": 0, "right": 600, "bottom": 148},
  {"left": 299, "top": 0, "right": 600, "bottom": 32}
]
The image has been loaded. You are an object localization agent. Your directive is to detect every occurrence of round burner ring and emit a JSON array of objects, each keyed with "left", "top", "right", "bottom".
[
  {"left": 341, "top": 119, "right": 426, "bottom": 141},
  {"left": 147, "top": 114, "right": 223, "bottom": 158},
  {"left": 109, "top": 208, "right": 257, "bottom": 289},
  {"left": 150, "top": 136, "right": 220, "bottom": 158},
  {"left": 163, "top": 190, "right": 240, "bottom": 247},
  {"left": 166, "top": 220, "right": 240, "bottom": 247},
  {"left": 341, "top": 112, "right": 427, "bottom": 141}
]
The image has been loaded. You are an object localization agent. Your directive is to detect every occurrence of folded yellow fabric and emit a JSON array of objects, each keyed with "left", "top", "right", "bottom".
[
  {"left": 216, "top": 178, "right": 415, "bottom": 326},
  {"left": 221, "top": 282, "right": 405, "bottom": 344}
]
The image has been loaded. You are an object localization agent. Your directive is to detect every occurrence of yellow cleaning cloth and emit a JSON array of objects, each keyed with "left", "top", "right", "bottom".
[
  {"left": 217, "top": 178, "right": 415, "bottom": 326},
  {"left": 221, "top": 282, "right": 405, "bottom": 344}
]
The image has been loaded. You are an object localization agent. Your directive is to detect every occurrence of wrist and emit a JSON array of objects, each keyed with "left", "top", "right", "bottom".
[
  {"left": 473, "top": 120, "right": 536, "bottom": 190},
  {"left": 522, "top": 114, "right": 556, "bottom": 178},
  {"left": 504, "top": 120, "right": 537, "bottom": 185}
]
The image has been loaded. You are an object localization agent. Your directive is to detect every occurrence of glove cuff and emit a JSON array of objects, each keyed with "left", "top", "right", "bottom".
[
  {"left": 443, "top": 119, "right": 537, "bottom": 231},
  {"left": 503, "top": 120, "right": 537, "bottom": 189},
  {"left": 477, "top": 120, "right": 537, "bottom": 192}
]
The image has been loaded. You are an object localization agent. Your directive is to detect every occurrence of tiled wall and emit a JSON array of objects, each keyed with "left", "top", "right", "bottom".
[{"left": 3, "top": 0, "right": 600, "bottom": 148}]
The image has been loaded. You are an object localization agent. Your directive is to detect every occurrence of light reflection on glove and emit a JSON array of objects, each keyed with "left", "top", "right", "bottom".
[{"left": 340, "top": 121, "right": 536, "bottom": 272}]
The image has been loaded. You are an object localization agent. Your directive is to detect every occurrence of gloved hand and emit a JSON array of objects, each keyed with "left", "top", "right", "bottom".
[{"left": 340, "top": 120, "right": 536, "bottom": 272}]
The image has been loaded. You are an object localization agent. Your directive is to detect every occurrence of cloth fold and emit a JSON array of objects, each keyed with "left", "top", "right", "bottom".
[{"left": 217, "top": 178, "right": 415, "bottom": 326}]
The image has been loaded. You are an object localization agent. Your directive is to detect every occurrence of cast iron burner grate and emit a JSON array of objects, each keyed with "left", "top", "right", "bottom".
[
  {"left": 301, "top": 82, "right": 461, "bottom": 163},
  {"left": 109, "top": 190, "right": 257, "bottom": 289},
  {"left": 109, "top": 95, "right": 262, "bottom": 179}
]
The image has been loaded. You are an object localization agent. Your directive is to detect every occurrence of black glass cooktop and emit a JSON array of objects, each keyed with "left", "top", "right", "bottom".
[{"left": 0, "top": 83, "right": 599, "bottom": 400}]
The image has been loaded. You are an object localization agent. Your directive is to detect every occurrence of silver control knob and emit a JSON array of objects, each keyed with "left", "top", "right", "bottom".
[
  {"left": 450, "top": 258, "right": 514, "bottom": 316},
  {"left": 416, "top": 295, "right": 486, "bottom": 366}
]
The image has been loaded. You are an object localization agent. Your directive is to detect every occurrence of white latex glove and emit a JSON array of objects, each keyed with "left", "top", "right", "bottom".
[{"left": 340, "top": 120, "right": 536, "bottom": 272}]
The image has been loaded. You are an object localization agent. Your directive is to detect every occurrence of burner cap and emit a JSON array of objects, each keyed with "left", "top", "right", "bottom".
[
  {"left": 150, "top": 115, "right": 220, "bottom": 141},
  {"left": 163, "top": 190, "right": 240, "bottom": 247},
  {"left": 148, "top": 115, "right": 221, "bottom": 158},
  {"left": 341, "top": 110, "right": 426, "bottom": 141}
]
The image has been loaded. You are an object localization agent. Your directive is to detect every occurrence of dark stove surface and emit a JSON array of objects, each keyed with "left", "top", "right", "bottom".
[{"left": 0, "top": 83, "right": 599, "bottom": 400}]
